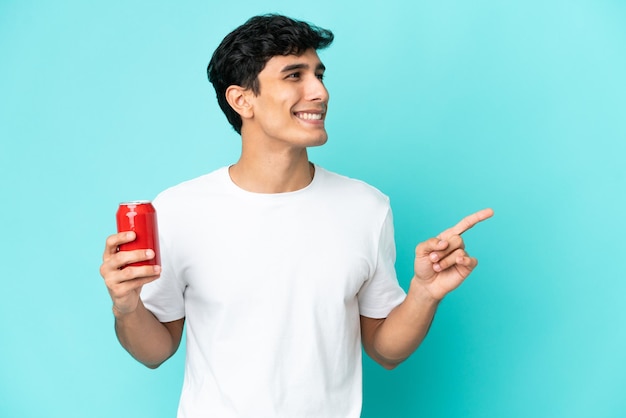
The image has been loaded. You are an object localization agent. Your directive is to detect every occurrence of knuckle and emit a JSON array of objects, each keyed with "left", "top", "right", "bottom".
[
  {"left": 449, "top": 235, "right": 464, "bottom": 249},
  {"left": 120, "top": 266, "right": 136, "bottom": 280},
  {"left": 105, "top": 234, "right": 120, "bottom": 248},
  {"left": 100, "top": 259, "right": 122, "bottom": 281},
  {"left": 415, "top": 242, "right": 426, "bottom": 254}
]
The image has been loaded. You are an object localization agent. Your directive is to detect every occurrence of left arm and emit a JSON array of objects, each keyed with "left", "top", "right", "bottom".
[
  {"left": 362, "top": 208, "right": 494, "bottom": 369},
  {"left": 361, "top": 281, "right": 439, "bottom": 369}
]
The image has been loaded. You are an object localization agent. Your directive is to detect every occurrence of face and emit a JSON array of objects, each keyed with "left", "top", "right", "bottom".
[{"left": 243, "top": 48, "right": 329, "bottom": 149}]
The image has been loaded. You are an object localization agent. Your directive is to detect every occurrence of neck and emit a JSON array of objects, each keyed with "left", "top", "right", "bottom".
[{"left": 229, "top": 148, "right": 314, "bottom": 194}]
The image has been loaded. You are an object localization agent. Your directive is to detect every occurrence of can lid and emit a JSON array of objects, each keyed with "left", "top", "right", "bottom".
[{"left": 119, "top": 200, "right": 152, "bottom": 205}]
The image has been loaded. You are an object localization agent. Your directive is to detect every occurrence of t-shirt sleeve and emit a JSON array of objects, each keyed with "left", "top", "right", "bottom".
[
  {"left": 357, "top": 208, "right": 406, "bottom": 318},
  {"left": 140, "top": 199, "right": 186, "bottom": 323}
]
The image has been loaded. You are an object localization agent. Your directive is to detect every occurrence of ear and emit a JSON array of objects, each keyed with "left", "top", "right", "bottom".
[{"left": 225, "top": 85, "right": 254, "bottom": 119}]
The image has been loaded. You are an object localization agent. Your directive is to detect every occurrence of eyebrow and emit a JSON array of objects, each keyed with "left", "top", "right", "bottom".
[{"left": 280, "top": 62, "right": 326, "bottom": 73}]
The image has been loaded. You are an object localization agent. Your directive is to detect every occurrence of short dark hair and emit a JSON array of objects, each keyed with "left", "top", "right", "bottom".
[{"left": 207, "top": 14, "right": 334, "bottom": 134}]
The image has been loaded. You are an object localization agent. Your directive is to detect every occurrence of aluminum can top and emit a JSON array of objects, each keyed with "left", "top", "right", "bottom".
[{"left": 119, "top": 200, "right": 152, "bottom": 206}]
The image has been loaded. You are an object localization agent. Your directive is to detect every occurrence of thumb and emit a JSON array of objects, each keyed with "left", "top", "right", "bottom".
[{"left": 415, "top": 237, "right": 449, "bottom": 258}]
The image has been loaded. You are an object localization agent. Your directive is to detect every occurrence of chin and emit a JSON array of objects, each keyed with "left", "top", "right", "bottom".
[
  {"left": 311, "top": 130, "right": 329, "bottom": 145},
  {"left": 307, "top": 136, "right": 328, "bottom": 148}
]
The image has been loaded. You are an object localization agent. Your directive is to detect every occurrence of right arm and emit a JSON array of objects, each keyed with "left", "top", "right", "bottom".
[{"left": 100, "top": 232, "right": 184, "bottom": 368}]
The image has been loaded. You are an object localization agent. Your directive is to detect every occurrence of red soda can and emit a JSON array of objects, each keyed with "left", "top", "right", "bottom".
[{"left": 116, "top": 201, "right": 161, "bottom": 267}]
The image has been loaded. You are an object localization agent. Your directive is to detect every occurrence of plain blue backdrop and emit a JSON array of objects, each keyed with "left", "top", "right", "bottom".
[{"left": 1, "top": 1, "right": 625, "bottom": 417}]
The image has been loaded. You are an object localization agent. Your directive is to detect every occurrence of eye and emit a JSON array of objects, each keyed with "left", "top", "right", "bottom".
[
  {"left": 286, "top": 72, "right": 301, "bottom": 79},
  {"left": 316, "top": 73, "right": 325, "bottom": 81}
]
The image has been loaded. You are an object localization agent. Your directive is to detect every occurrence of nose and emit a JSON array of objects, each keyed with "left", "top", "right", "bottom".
[{"left": 306, "top": 76, "right": 329, "bottom": 104}]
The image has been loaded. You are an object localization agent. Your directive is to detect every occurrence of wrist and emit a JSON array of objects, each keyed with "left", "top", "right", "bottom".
[
  {"left": 408, "top": 276, "right": 444, "bottom": 305},
  {"left": 112, "top": 304, "right": 137, "bottom": 320}
]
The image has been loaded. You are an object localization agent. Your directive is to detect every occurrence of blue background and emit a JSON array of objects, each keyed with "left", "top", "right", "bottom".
[{"left": 1, "top": 1, "right": 625, "bottom": 417}]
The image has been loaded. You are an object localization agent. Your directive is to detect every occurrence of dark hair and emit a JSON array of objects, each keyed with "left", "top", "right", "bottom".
[{"left": 207, "top": 14, "right": 334, "bottom": 134}]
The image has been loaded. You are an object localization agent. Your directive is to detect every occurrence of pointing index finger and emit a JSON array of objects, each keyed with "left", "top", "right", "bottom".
[{"left": 438, "top": 208, "right": 494, "bottom": 239}]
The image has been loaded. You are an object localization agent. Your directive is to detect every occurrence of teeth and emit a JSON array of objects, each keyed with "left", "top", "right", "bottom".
[{"left": 297, "top": 112, "right": 322, "bottom": 120}]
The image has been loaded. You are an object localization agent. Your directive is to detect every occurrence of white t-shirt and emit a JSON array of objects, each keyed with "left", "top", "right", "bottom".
[{"left": 141, "top": 165, "right": 406, "bottom": 418}]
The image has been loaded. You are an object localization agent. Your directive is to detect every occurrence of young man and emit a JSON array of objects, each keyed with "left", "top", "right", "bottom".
[{"left": 100, "top": 14, "right": 493, "bottom": 417}]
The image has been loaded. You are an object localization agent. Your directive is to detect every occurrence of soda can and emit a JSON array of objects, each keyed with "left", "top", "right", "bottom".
[{"left": 116, "top": 200, "right": 161, "bottom": 267}]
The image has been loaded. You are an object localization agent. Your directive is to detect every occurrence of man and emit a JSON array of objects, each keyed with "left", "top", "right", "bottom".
[{"left": 100, "top": 14, "right": 493, "bottom": 417}]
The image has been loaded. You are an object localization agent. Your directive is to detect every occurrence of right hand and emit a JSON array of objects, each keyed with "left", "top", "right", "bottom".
[{"left": 100, "top": 231, "right": 161, "bottom": 316}]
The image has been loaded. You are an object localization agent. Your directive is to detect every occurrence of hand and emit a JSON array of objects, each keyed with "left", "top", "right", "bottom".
[
  {"left": 99, "top": 231, "right": 161, "bottom": 315},
  {"left": 412, "top": 208, "right": 494, "bottom": 301}
]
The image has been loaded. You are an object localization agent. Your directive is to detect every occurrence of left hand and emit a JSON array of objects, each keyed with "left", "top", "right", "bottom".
[{"left": 413, "top": 208, "right": 494, "bottom": 301}]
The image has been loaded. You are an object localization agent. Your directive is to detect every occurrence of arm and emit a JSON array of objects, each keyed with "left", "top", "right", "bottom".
[
  {"left": 101, "top": 231, "right": 184, "bottom": 368},
  {"left": 361, "top": 208, "right": 494, "bottom": 369},
  {"left": 361, "top": 282, "right": 439, "bottom": 370},
  {"left": 113, "top": 302, "right": 184, "bottom": 369}
]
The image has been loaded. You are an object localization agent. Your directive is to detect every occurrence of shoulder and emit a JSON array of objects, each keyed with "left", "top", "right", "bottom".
[
  {"left": 314, "top": 165, "right": 390, "bottom": 207},
  {"left": 152, "top": 167, "right": 229, "bottom": 210}
]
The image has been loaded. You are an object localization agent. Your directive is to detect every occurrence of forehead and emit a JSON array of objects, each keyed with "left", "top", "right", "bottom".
[{"left": 261, "top": 49, "right": 324, "bottom": 73}]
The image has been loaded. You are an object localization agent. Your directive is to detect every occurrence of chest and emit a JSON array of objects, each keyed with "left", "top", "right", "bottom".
[{"left": 169, "top": 199, "right": 377, "bottom": 310}]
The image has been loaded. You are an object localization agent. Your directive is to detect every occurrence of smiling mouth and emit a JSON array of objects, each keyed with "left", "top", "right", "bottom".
[{"left": 294, "top": 112, "right": 324, "bottom": 121}]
